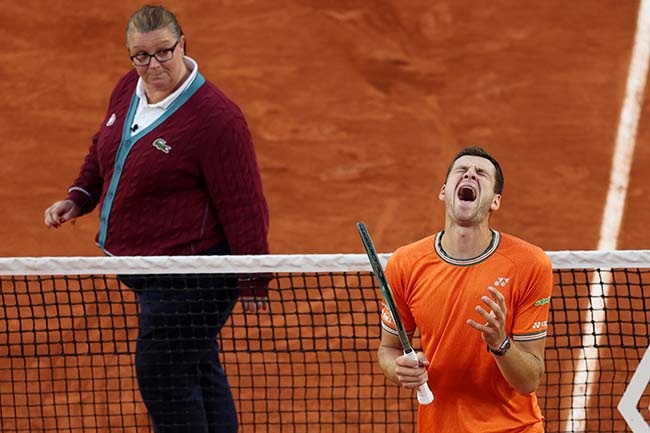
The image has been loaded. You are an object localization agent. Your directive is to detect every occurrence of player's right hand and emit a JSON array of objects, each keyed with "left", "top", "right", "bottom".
[
  {"left": 395, "top": 351, "right": 430, "bottom": 389},
  {"left": 44, "top": 200, "right": 80, "bottom": 228}
]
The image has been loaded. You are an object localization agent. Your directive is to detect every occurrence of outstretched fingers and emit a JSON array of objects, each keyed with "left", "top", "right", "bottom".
[{"left": 466, "top": 287, "right": 507, "bottom": 348}]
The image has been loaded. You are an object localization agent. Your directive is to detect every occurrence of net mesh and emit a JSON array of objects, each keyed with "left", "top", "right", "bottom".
[{"left": 0, "top": 252, "right": 649, "bottom": 433}]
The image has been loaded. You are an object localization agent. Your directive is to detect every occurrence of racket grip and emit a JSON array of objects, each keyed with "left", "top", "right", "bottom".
[{"left": 404, "top": 350, "right": 435, "bottom": 405}]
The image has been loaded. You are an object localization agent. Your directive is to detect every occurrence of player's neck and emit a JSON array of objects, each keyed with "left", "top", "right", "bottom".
[{"left": 439, "top": 225, "right": 494, "bottom": 260}]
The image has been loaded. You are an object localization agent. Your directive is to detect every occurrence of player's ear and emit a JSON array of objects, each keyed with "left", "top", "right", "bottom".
[
  {"left": 438, "top": 184, "right": 446, "bottom": 201},
  {"left": 490, "top": 193, "right": 501, "bottom": 211}
]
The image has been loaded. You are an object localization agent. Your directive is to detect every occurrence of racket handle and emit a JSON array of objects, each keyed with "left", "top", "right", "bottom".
[{"left": 404, "top": 350, "right": 435, "bottom": 405}]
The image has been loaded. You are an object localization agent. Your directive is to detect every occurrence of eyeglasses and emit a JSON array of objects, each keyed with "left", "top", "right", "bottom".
[{"left": 130, "top": 39, "right": 181, "bottom": 67}]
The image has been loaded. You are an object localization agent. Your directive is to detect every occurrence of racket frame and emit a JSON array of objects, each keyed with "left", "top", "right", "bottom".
[{"left": 356, "top": 221, "right": 434, "bottom": 405}]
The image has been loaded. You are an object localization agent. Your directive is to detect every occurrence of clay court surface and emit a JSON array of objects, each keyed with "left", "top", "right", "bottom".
[
  {"left": 1, "top": 1, "right": 649, "bottom": 432},
  {"left": 2, "top": 0, "right": 650, "bottom": 256}
]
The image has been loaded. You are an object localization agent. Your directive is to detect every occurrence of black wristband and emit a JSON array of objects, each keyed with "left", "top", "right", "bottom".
[{"left": 487, "top": 336, "right": 511, "bottom": 356}]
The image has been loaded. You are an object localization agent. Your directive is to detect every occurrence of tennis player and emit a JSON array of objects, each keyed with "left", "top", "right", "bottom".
[
  {"left": 43, "top": 5, "right": 269, "bottom": 433},
  {"left": 378, "top": 146, "right": 553, "bottom": 432}
]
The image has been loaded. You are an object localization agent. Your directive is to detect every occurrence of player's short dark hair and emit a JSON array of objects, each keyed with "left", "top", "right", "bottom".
[{"left": 445, "top": 146, "right": 504, "bottom": 194}]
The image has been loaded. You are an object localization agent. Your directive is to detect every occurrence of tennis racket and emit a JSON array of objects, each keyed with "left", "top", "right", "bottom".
[{"left": 356, "top": 221, "right": 434, "bottom": 405}]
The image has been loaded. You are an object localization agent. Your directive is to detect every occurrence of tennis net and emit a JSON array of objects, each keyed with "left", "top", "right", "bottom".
[{"left": 0, "top": 251, "right": 649, "bottom": 433}]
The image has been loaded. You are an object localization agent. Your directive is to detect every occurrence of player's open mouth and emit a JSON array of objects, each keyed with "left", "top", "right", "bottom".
[{"left": 457, "top": 186, "right": 477, "bottom": 202}]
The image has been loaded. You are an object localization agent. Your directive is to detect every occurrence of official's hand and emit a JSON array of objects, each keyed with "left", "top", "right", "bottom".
[
  {"left": 241, "top": 297, "right": 268, "bottom": 313},
  {"left": 44, "top": 200, "right": 81, "bottom": 228}
]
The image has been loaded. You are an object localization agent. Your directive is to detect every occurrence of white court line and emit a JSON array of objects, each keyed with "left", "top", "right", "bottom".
[{"left": 566, "top": 0, "right": 650, "bottom": 431}]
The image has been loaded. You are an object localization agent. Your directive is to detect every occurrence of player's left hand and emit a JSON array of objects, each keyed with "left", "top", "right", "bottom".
[{"left": 466, "top": 286, "right": 507, "bottom": 349}]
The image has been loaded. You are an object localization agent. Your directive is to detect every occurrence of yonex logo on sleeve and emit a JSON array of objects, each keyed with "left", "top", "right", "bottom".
[
  {"left": 532, "top": 321, "right": 548, "bottom": 329},
  {"left": 535, "top": 296, "right": 551, "bottom": 306}
]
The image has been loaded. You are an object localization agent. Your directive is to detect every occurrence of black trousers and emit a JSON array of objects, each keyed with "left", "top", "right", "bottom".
[{"left": 120, "top": 247, "right": 240, "bottom": 433}]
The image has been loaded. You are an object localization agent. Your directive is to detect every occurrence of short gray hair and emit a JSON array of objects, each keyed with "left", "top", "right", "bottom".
[{"left": 125, "top": 5, "right": 183, "bottom": 41}]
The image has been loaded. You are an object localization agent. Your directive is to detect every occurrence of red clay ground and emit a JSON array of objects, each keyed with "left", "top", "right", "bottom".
[
  {"left": 1, "top": 0, "right": 649, "bottom": 257},
  {"left": 1, "top": 2, "right": 650, "bottom": 433}
]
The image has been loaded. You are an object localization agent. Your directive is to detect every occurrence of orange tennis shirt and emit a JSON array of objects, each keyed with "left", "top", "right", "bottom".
[{"left": 382, "top": 230, "right": 553, "bottom": 433}]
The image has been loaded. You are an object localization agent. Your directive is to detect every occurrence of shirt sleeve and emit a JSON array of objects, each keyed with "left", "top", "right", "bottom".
[
  {"left": 66, "top": 132, "right": 103, "bottom": 214},
  {"left": 65, "top": 72, "right": 136, "bottom": 215},
  {"left": 511, "top": 249, "right": 554, "bottom": 342},
  {"left": 200, "top": 114, "right": 269, "bottom": 256},
  {"left": 383, "top": 253, "right": 417, "bottom": 336},
  {"left": 199, "top": 112, "right": 270, "bottom": 298}
]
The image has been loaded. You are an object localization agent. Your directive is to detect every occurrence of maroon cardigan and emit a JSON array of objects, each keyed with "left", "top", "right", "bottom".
[{"left": 67, "top": 69, "right": 269, "bottom": 266}]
